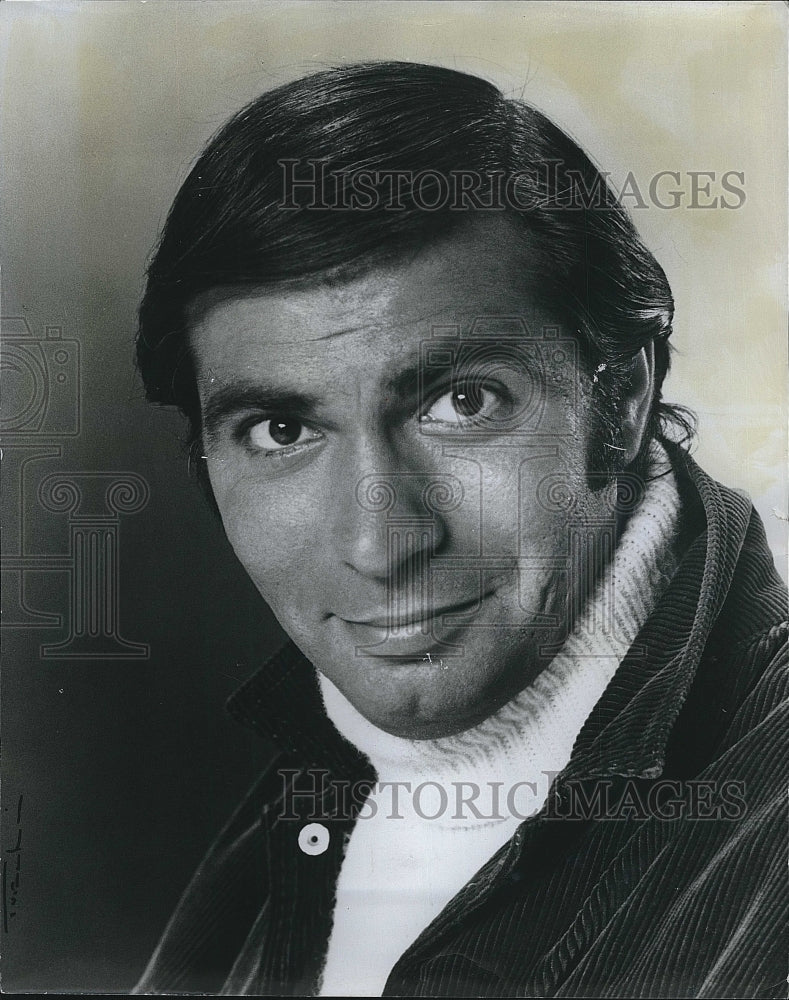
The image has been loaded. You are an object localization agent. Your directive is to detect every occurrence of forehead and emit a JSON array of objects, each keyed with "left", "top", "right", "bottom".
[{"left": 186, "top": 216, "right": 563, "bottom": 386}]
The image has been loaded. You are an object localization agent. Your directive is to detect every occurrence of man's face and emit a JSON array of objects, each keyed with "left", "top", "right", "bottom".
[{"left": 190, "top": 216, "right": 612, "bottom": 739}]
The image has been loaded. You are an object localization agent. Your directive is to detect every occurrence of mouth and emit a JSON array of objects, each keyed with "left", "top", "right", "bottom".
[
  {"left": 338, "top": 592, "right": 490, "bottom": 630},
  {"left": 332, "top": 591, "right": 496, "bottom": 660}
]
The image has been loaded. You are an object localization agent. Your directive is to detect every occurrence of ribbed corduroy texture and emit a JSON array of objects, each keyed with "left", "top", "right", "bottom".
[{"left": 133, "top": 446, "right": 788, "bottom": 998}]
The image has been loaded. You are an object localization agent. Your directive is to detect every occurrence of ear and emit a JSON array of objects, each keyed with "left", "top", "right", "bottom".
[{"left": 621, "top": 343, "right": 655, "bottom": 465}]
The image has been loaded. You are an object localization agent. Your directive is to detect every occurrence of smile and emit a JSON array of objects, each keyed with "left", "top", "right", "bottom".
[{"left": 337, "top": 592, "right": 491, "bottom": 630}]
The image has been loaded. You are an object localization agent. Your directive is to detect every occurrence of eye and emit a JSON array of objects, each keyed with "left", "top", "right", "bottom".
[
  {"left": 246, "top": 416, "right": 322, "bottom": 454},
  {"left": 421, "top": 382, "right": 503, "bottom": 427}
]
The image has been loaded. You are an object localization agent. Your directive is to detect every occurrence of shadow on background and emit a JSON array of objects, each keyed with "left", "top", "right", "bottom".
[{"left": 2, "top": 319, "right": 281, "bottom": 992}]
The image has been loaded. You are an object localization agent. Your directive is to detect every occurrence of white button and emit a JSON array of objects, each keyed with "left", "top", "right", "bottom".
[{"left": 298, "top": 822, "right": 329, "bottom": 855}]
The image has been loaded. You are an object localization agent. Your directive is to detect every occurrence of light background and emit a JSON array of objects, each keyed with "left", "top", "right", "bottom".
[{"left": 1, "top": 1, "right": 786, "bottom": 992}]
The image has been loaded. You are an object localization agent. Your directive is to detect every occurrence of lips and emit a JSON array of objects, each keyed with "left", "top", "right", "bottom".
[{"left": 336, "top": 592, "right": 489, "bottom": 630}]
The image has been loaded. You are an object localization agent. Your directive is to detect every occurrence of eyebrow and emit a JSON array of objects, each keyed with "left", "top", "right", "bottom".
[
  {"left": 385, "top": 362, "right": 426, "bottom": 399},
  {"left": 201, "top": 366, "right": 428, "bottom": 431},
  {"left": 201, "top": 382, "right": 322, "bottom": 440}
]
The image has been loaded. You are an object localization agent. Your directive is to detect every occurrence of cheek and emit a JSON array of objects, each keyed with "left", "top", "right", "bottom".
[
  {"left": 439, "top": 439, "right": 588, "bottom": 559},
  {"left": 212, "top": 477, "right": 321, "bottom": 599}
]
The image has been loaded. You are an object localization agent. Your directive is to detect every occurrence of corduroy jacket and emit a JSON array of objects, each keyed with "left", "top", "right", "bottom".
[{"left": 134, "top": 447, "right": 788, "bottom": 997}]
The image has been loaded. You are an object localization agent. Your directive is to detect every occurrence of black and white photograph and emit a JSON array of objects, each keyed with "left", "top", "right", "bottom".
[{"left": 1, "top": 2, "right": 787, "bottom": 996}]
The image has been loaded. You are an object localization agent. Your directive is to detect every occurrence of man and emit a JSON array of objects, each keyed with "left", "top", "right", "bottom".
[{"left": 133, "top": 62, "right": 787, "bottom": 997}]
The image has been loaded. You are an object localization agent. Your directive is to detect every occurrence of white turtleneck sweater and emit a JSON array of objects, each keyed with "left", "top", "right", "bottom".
[{"left": 317, "top": 450, "right": 683, "bottom": 997}]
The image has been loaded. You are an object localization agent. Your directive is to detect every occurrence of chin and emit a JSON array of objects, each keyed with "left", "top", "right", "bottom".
[
  {"left": 335, "top": 663, "right": 522, "bottom": 741},
  {"left": 377, "top": 713, "right": 491, "bottom": 741},
  {"left": 364, "top": 709, "right": 468, "bottom": 741}
]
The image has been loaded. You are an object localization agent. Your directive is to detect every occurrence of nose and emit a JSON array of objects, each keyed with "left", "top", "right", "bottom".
[{"left": 330, "top": 432, "right": 448, "bottom": 581}]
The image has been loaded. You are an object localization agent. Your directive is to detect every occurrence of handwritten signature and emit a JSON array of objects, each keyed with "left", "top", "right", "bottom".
[{"left": 2, "top": 794, "right": 22, "bottom": 932}]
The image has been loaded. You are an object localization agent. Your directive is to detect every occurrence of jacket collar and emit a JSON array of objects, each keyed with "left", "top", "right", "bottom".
[
  {"left": 563, "top": 443, "right": 752, "bottom": 781},
  {"left": 226, "top": 444, "right": 754, "bottom": 783}
]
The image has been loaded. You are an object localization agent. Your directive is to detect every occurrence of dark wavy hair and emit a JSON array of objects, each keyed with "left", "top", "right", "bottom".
[{"left": 136, "top": 60, "right": 694, "bottom": 498}]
